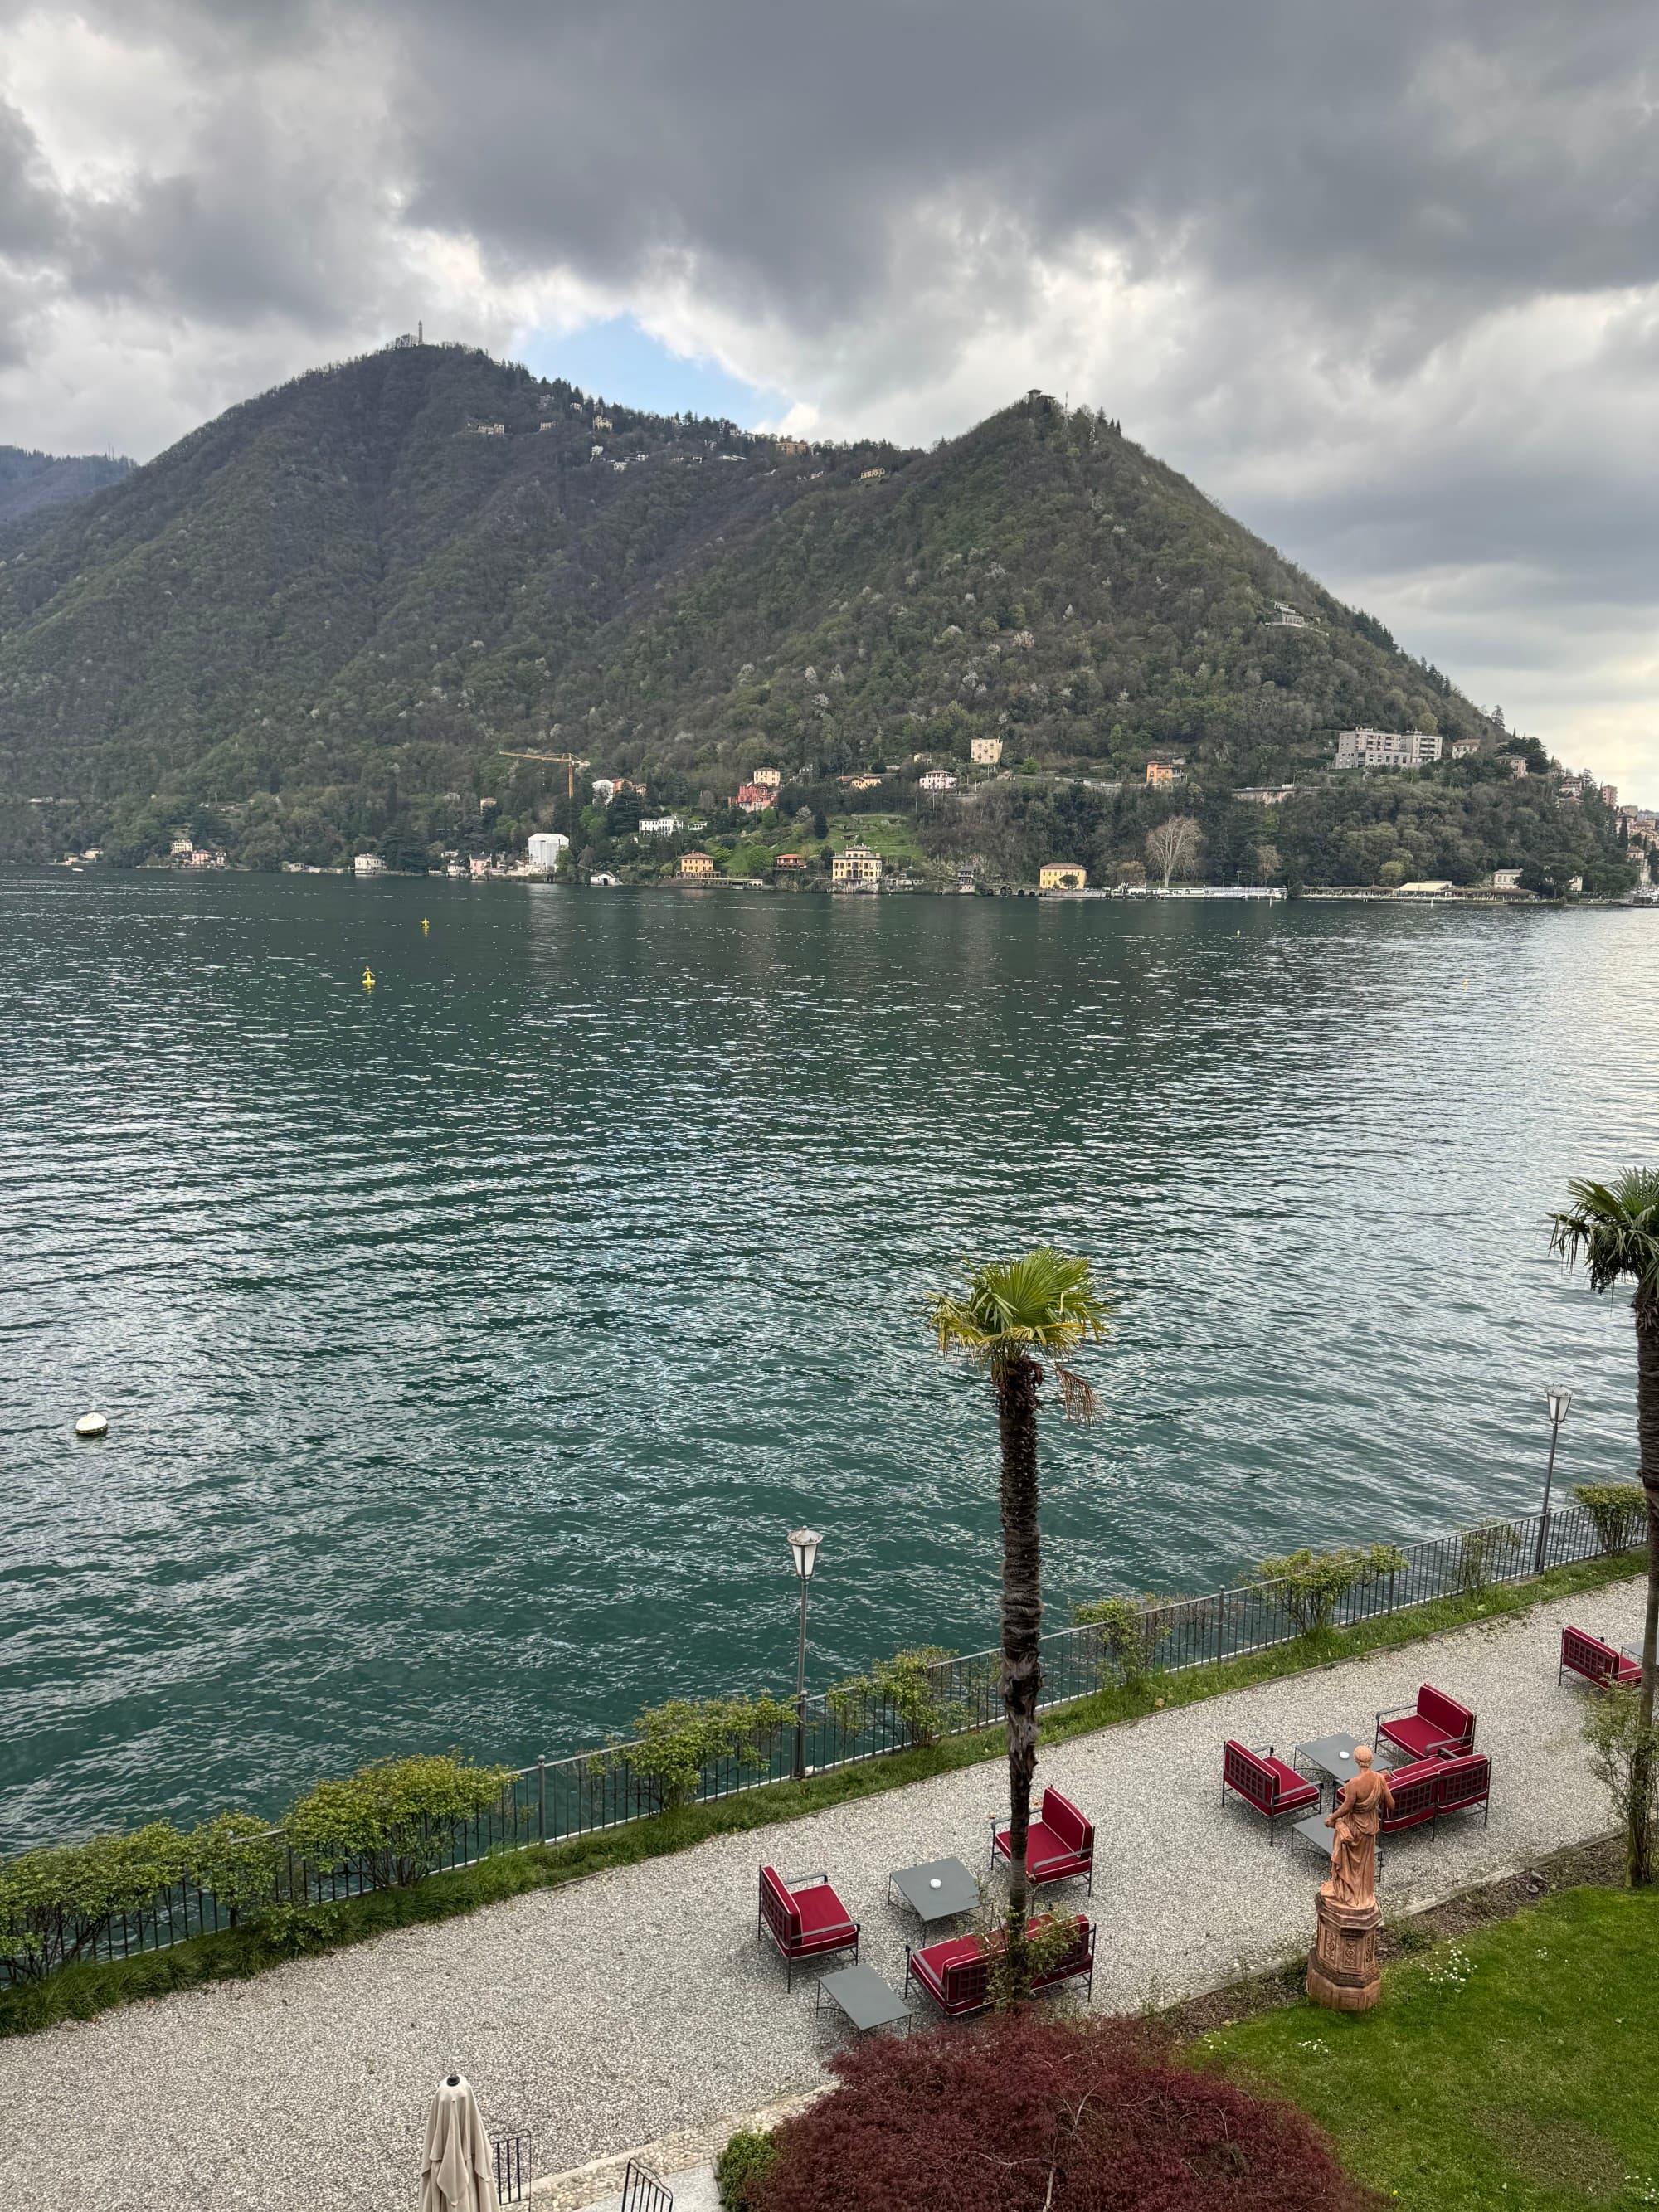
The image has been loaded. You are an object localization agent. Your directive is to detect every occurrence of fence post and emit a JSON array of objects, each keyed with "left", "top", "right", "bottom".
[{"left": 538, "top": 1755, "right": 547, "bottom": 1844}]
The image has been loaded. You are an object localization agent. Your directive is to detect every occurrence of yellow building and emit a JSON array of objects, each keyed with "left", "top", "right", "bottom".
[
  {"left": 752, "top": 766, "right": 783, "bottom": 790},
  {"left": 1039, "top": 863, "right": 1087, "bottom": 890},
  {"left": 832, "top": 843, "right": 883, "bottom": 888},
  {"left": 679, "top": 851, "right": 718, "bottom": 878},
  {"left": 971, "top": 737, "right": 1004, "bottom": 766}
]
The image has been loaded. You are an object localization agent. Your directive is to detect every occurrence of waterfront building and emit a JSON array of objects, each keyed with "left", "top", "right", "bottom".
[
  {"left": 832, "top": 843, "right": 883, "bottom": 888},
  {"left": 971, "top": 737, "right": 1004, "bottom": 766},
  {"left": 1489, "top": 868, "right": 1523, "bottom": 891},
  {"left": 679, "top": 851, "right": 717, "bottom": 878},
  {"left": 169, "top": 837, "right": 193, "bottom": 857},
  {"left": 1039, "top": 863, "right": 1087, "bottom": 890},
  {"left": 528, "top": 833, "right": 570, "bottom": 869},
  {"left": 353, "top": 853, "right": 386, "bottom": 876},
  {"left": 1335, "top": 728, "right": 1444, "bottom": 771},
  {"left": 776, "top": 852, "right": 809, "bottom": 871},
  {"left": 1398, "top": 879, "right": 1454, "bottom": 897}
]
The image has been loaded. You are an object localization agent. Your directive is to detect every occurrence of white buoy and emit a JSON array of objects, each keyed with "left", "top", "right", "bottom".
[{"left": 75, "top": 1412, "right": 108, "bottom": 1439}]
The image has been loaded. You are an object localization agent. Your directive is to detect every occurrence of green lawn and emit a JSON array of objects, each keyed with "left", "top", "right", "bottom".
[
  {"left": 828, "top": 812, "right": 928, "bottom": 866},
  {"left": 1206, "top": 1888, "right": 1659, "bottom": 2210}
]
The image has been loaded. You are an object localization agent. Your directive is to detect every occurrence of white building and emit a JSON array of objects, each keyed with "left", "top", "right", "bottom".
[
  {"left": 528, "top": 833, "right": 570, "bottom": 869},
  {"left": 1335, "top": 729, "right": 1444, "bottom": 771},
  {"left": 919, "top": 769, "right": 958, "bottom": 791},
  {"left": 638, "top": 815, "right": 683, "bottom": 837},
  {"left": 353, "top": 853, "right": 386, "bottom": 876},
  {"left": 590, "top": 779, "right": 618, "bottom": 805}
]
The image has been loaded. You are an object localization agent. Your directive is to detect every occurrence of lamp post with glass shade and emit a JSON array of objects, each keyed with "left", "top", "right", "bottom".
[
  {"left": 1534, "top": 1387, "right": 1573, "bottom": 1575},
  {"left": 788, "top": 1527, "right": 824, "bottom": 1781}
]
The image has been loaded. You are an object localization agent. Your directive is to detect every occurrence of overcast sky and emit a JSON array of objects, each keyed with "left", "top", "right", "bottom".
[{"left": 1, "top": 1, "right": 1654, "bottom": 793}]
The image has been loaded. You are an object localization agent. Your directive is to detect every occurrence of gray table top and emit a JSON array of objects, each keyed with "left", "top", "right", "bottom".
[
  {"left": 1292, "top": 1811, "right": 1335, "bottom": 1860},
  {"left": 890, "top": 1855, "right": 978, "bottom": 1923},
  {"left": 1297, "top": 1732, "right": 1363, "bottom": 1783},
  {"left": 817, "top": 1962, "right": 910, "bottom": 2031}
]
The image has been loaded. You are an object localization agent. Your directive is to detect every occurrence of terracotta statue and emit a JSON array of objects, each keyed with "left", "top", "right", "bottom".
[{"left": 1321, "top": 1745, "right": 1394, "bottom": 1909}]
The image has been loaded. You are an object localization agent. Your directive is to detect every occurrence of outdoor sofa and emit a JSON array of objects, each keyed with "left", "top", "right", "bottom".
[
  {"left": 1559, "top": 1626, "right": 1642, "bottom": 1689},
  {"left": 905, "top": 1913, "right": 1095, "bottom": 2019},
  {"left": 1221, "top": 1739, "right": 1321, "bottom": 1841},
  {"left": 758, "top": 1866, "right": 860, "bottom": 1988},
  {"left": 990, "top": 1787, "right": 1095, "bottom": 1894},
  {"left": 1374, "top": 1685, "right": 1475, "bottom": 1762},
  {"left": 1295, "top": 1749, "right": 1491, "bottom": 1866}
]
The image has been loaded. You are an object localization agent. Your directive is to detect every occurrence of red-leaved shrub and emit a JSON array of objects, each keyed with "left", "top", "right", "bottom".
[{"left": 757, "top": 2013, "right": 1377, "bottom": 2212}]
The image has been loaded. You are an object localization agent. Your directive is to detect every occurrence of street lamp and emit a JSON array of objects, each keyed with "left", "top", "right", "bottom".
[
  {"left": 788, "top": 1527, "right": 824, "bottom": 1780},
  {"left": 1534, "top": 1387, "right": 1574, "bottom": 1574}
]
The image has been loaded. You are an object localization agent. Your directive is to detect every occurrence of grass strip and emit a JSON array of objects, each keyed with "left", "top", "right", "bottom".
[
  {"left": 2, "top": 1546, "right": 1640, "bottom": 2044},
  {"left": 1202, "top": 1885, "right": 1659, "bottom": 2209}
]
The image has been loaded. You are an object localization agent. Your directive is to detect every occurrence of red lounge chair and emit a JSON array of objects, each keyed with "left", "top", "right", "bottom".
[
  {"left": 990, "top": 1787, "right": 1095, "bottom": 1894},
  {"left": 1376, "top": 1758, "right": 1440, "bottom": 1840},
  {"left": 1221, "top": 1740, "right": 1321, "bottom": 1842},
  {"left": 1433, "top": 1751, "right": 1491, "bottom": 1830},
  {"left": 1374, "top": 1685, "right": 1475, "bottom": 1763},
  {"left": 757, "top": 1867, "right": 859, "bottom": 1989},
  {"left": 905, "top": 1914, "right": 1094, "bottom": 2020},
  {"left": 1559, "top": 1626, "right": 1642, "bottom": 1689}
]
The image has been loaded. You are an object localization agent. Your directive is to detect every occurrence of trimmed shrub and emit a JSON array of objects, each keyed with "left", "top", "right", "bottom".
[
  {"left": 0, "top": 1823, "right": 193, "bottom": 1980},
  {"left": 620, "top": 1694, "right": 795, "bottom": 1814},
  {"left": 1574, "top": 1482, "right": 1647, "bottom": 1554},
  {"left": 1453, "top": 1520, "right": 1523, "bottom": 1596},
  {"left": 826, "top": 1648, "right": 961, "bottom": 1750},
  {"left": 186, "top": 1811, "right": 283, "bottom": 1923},
  {"left": 285, "top": 1754, "right": 515, "bottom": 1888},
  {"left": 755, "top": 2013, "right": 1374, "bottom": 2210},
  {"left": 1250, "top": 1544, "right": 1407, "bottom": 1636},
  {"left": 1584, "top": 1684, "right": 1659, "bottom": 1888},
  {"left": 716, "top": 2127, "right": 778, "bottom": 2210}
]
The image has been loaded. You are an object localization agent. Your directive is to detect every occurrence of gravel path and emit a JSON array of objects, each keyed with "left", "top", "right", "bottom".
[{"left": 7, "top": 1575, "right": 1642, "bottom": 2212}]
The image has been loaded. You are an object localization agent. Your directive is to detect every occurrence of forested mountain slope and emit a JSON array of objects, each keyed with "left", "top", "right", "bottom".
[
  {"left": 0, "top": 446, "right": 134, "bottom": 554},
  {"left": 0, "top": 343, "right": 1628, "bottom": 888}
]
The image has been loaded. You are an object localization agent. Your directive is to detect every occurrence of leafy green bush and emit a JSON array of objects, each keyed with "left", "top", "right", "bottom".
[
  {"left": 285, "top": 1754, "right": 515, "bottom": 1888},
  {"left": 1574, "top": 1482, "right": 1648, "bottom": 1554},
  {"left": 0, "top": 1823, "right": 193, "bottom": 1980},
  {"left": 1453, "top": 1521, "right": 1523, "bottom": 1596},
  {"left": 715, "top": 2127, "right": 778, "bottom": 2210},
  {"left": 186, "top": 1811, "right": 283, "bottom": 1923},
  {"left": 1583, "top": 1685, "right": 1659, "bottom": 1887},
  {"left": 826, "top": 1647, "right": 961, "bottom": 1749},
  {"left": 1068, "top": 1594, "right": 1194, "bottom": 1689},
  {"left": 622, "top": 1694, "right": 795, "bottom": 1814},
  {"left": 1249, "top": 1544, "right": 1407, "bottom": 1636}
]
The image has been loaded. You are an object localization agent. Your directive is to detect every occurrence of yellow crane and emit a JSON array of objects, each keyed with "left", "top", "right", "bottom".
[{"left": 497, "top": 748, "right": 591, "bottom": 800}]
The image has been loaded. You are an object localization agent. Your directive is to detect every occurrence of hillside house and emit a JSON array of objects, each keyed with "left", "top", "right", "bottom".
[
  {"left": 776, "top": 852, "right": 808, "bottom": 870},
  {"left": 1039, "top": 863, "right": 1087, "bottom": 890},
  {"left": 678, "top": 851, "right": 717, "bottom": 878},
  {"left": 735, "top": 784, "right": 774, "bottom": 812},
  {"left": 752, "top": 766, "right": 783, "bottom": 789},
  {"left": 1507, "top": 756, "right": 1529, "bottom": 778},
  {"left": 1146, "top": 759, "right": 1187, "bottom": 786},
  {"left": 591, "top": 778, "right": 618, "bottom": 804},
  {"left": 919, "top": 769, "right": 957, "bottom": 791},
  {"left": 1234, "top": 785, "right": 1294, "bottom": 805},
  {"left": 1335, "top": 729, "right": 1443, "bottom": 771},
  {"left": 468, "top": 421, "right": 505, "bottom": 436},
  {"left": 639, "top": 815, "right": 682, "bottom": 837},
  {"left": 858, "top": 465, "right": 887, "bottom": 481},
  {"left": 538, "top": 421, "right": 556, "bottom": 432},
  {"left": 1559, "top": 778, "right": 1584, "bottom": 804},
  {"left": 839, "top": 773, "right": 884, "bottom": 791},
  {"left": 592, "top": 416, "right": 613, "bottom": 430},
  {"left": 1267, "top": 602, "right": 1308, "bottom": 628},
  {"left": 169, "top": 837, "right": 193, "bottom": 856},
  {"left": 1451, "top": 737, "right": 1481, "bottom": 760},
  {"left": 971, "top": 737, "right": 1004, "bottom": 766},
  {"left": 591, "top": 445, "right": 605, "bottom": 459},
  {"left": 832, "top": 843, "right": 883, "bottom": 888},
  {"left": 1600, "top": 784, "right": 1618, "bottom": 808}
]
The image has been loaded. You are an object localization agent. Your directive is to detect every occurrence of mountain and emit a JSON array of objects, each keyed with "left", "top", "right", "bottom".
[
  {"left": 0, "top": 343, "right": 1633, "bottom": 892},
  {"left": 0, "top": 445, "right": 134, "bottom": 555}
]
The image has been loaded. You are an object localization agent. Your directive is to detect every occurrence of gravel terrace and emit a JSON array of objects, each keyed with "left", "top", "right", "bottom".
[{"left": 6, "top": 1575, "right": 1642, "bottom": 2212}]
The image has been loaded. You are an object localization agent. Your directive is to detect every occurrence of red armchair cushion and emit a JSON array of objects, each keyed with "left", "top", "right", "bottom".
[
  {"left": 1562, "top": 1627, "right": 1642, "bottom": 1687},
  {"left": 759, "top": 1867, "right": 856, "bottom": 1959},
  {"left": 1223, "top": 1740, "right": 1320, "bottom": 1816},
  {"left": 1039, "top": 1789, "right": 1092, "bottom": 1858},
  {"left": 1433, "top": 1753, "right": 1491, "bottom": 1815},
  {"left": 794, "top": 1883, "right": 856, "bottom": 1943},
  {"left": 1378, "top": 1760, "right": 1439, "bottom": 1832},
  {"left": 910, "top": 1917, "right": 1091, "bottom": 2018}
]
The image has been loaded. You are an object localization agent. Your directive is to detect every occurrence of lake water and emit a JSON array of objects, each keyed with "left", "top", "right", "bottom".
[{"left": 2, "top": 870, "right": 1655, "bottom": 1848}]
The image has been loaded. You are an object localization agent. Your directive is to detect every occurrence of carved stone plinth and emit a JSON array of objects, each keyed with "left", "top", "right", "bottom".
[{"left": 1306, "top": 1889, "right": 1382, "bottom": 2011}]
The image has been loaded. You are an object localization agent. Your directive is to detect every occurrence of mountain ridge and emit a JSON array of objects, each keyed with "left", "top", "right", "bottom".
[{"left": 0, "top": 343, "right": 1633, "bottom": 892}]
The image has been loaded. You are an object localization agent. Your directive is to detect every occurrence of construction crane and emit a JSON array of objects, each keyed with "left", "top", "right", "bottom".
[{"left": 496, "top": 749, "right": 591, "bottom": 799}]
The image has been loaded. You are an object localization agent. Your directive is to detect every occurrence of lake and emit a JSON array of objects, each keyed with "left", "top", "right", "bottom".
[{"left": 2, "top": 869, "right": 1654, "bottom": 1848}]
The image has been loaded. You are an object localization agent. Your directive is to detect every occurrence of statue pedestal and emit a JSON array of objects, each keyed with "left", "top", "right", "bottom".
[{"left": 1307, "top": 1889, "right": 1382, "bottom": 2011}]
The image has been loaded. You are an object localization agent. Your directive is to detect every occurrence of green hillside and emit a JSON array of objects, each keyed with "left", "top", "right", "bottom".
[
  {"left": 0, "top": 445, "right": 134, "bottom": 555},
  {"left": 0, "top": 343, "right": 1633, "bottom": 892}
]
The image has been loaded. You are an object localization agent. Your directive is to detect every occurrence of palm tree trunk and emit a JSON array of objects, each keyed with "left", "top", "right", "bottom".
[
  {"left": 995, "top": 1353, "right": 1044, "bottom": 1995},
  {"left": 1632, "top": 1291, "right": 1659, "bottom": 1886}
]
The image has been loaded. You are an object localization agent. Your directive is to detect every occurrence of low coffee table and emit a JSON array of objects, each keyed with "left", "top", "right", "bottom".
[
  {"left": 1297, "top": 1732, "right": 1364, "bottom": 1803},
  {"left": 815, "top": 1962, "right": 911, "bottom": 2036},
  {"left": 888, "top": 1855, "right": 978, "bottom": 1926},
  {"left": 1291, "top": 1812, "right": 1335, "bottom": 1865}
]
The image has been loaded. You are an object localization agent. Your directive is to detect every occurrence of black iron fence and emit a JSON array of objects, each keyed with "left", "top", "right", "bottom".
[{"left": 2, "top": 1500, "right": 1635, "bottom": 1985}]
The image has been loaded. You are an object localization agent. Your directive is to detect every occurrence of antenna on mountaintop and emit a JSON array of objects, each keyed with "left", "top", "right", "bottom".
[{"left": 418, "top": 320, "right": 423, "bottom": 345}]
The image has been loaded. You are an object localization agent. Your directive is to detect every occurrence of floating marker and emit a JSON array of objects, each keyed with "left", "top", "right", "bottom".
[
  {"left": 362, "top": 967, "right": 376, "bottom": 989},
  {"left": 421, "top": 918, "right": 430, "bottom": 935},
  {"left": 75, "top": 1412, "right": 108, "bottom": 1439}
]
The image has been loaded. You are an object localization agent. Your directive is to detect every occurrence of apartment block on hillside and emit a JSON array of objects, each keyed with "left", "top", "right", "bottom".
[{"left": 1335, "top": 728, "right": 1443, "bottom": 771}]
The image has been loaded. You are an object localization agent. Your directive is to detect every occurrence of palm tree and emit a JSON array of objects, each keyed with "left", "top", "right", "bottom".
[
  {"left": 1550, "top": 1170, "right": 1659, "bottom": 1884},
  {"left": 930, "top": 1247, "right": 1109, "bottom": 1991}
]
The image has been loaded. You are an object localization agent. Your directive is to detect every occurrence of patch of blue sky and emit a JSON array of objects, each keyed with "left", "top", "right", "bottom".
[{"left": 516, "top": 316, "right": 786, "bottom": 427}]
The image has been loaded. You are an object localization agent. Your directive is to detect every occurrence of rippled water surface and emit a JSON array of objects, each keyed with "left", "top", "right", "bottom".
[{"left": 2, "top": 870, "right": 1656, "bottom": 1845}]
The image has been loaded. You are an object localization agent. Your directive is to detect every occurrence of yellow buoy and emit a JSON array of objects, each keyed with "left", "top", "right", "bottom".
[
  {"left": 421, "top": 917, "right": 430, "bottom": 934},
  {"left": 362, "top": 967, "right": 376, "bottom": 989}
]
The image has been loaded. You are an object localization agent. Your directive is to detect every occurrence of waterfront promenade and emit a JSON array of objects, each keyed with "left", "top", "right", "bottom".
[{"left": 5, "top": 1574, "right": 1642, "bottom": 2212}]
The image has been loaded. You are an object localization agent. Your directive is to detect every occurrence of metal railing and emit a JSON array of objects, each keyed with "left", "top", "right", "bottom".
[
  {"left": 1, "top": 1499, "right": 1637, "bottom": 1985},
  {"left": 492, "top": 2132, "right": 533, "bottom": 2206},
  {"left": 620, "top": 2160, "right": 674, "bottom": 2212}
]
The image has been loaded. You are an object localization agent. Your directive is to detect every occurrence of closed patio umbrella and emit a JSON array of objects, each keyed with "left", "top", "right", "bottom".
[{"left": 420, "top": 2074, "right": 501, "bottom": 2212}]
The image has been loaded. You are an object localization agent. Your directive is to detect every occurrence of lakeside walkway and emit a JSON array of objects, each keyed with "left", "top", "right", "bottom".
[{"left": 7, "top": 1574, "right": 1643, "bottom": 2212}]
